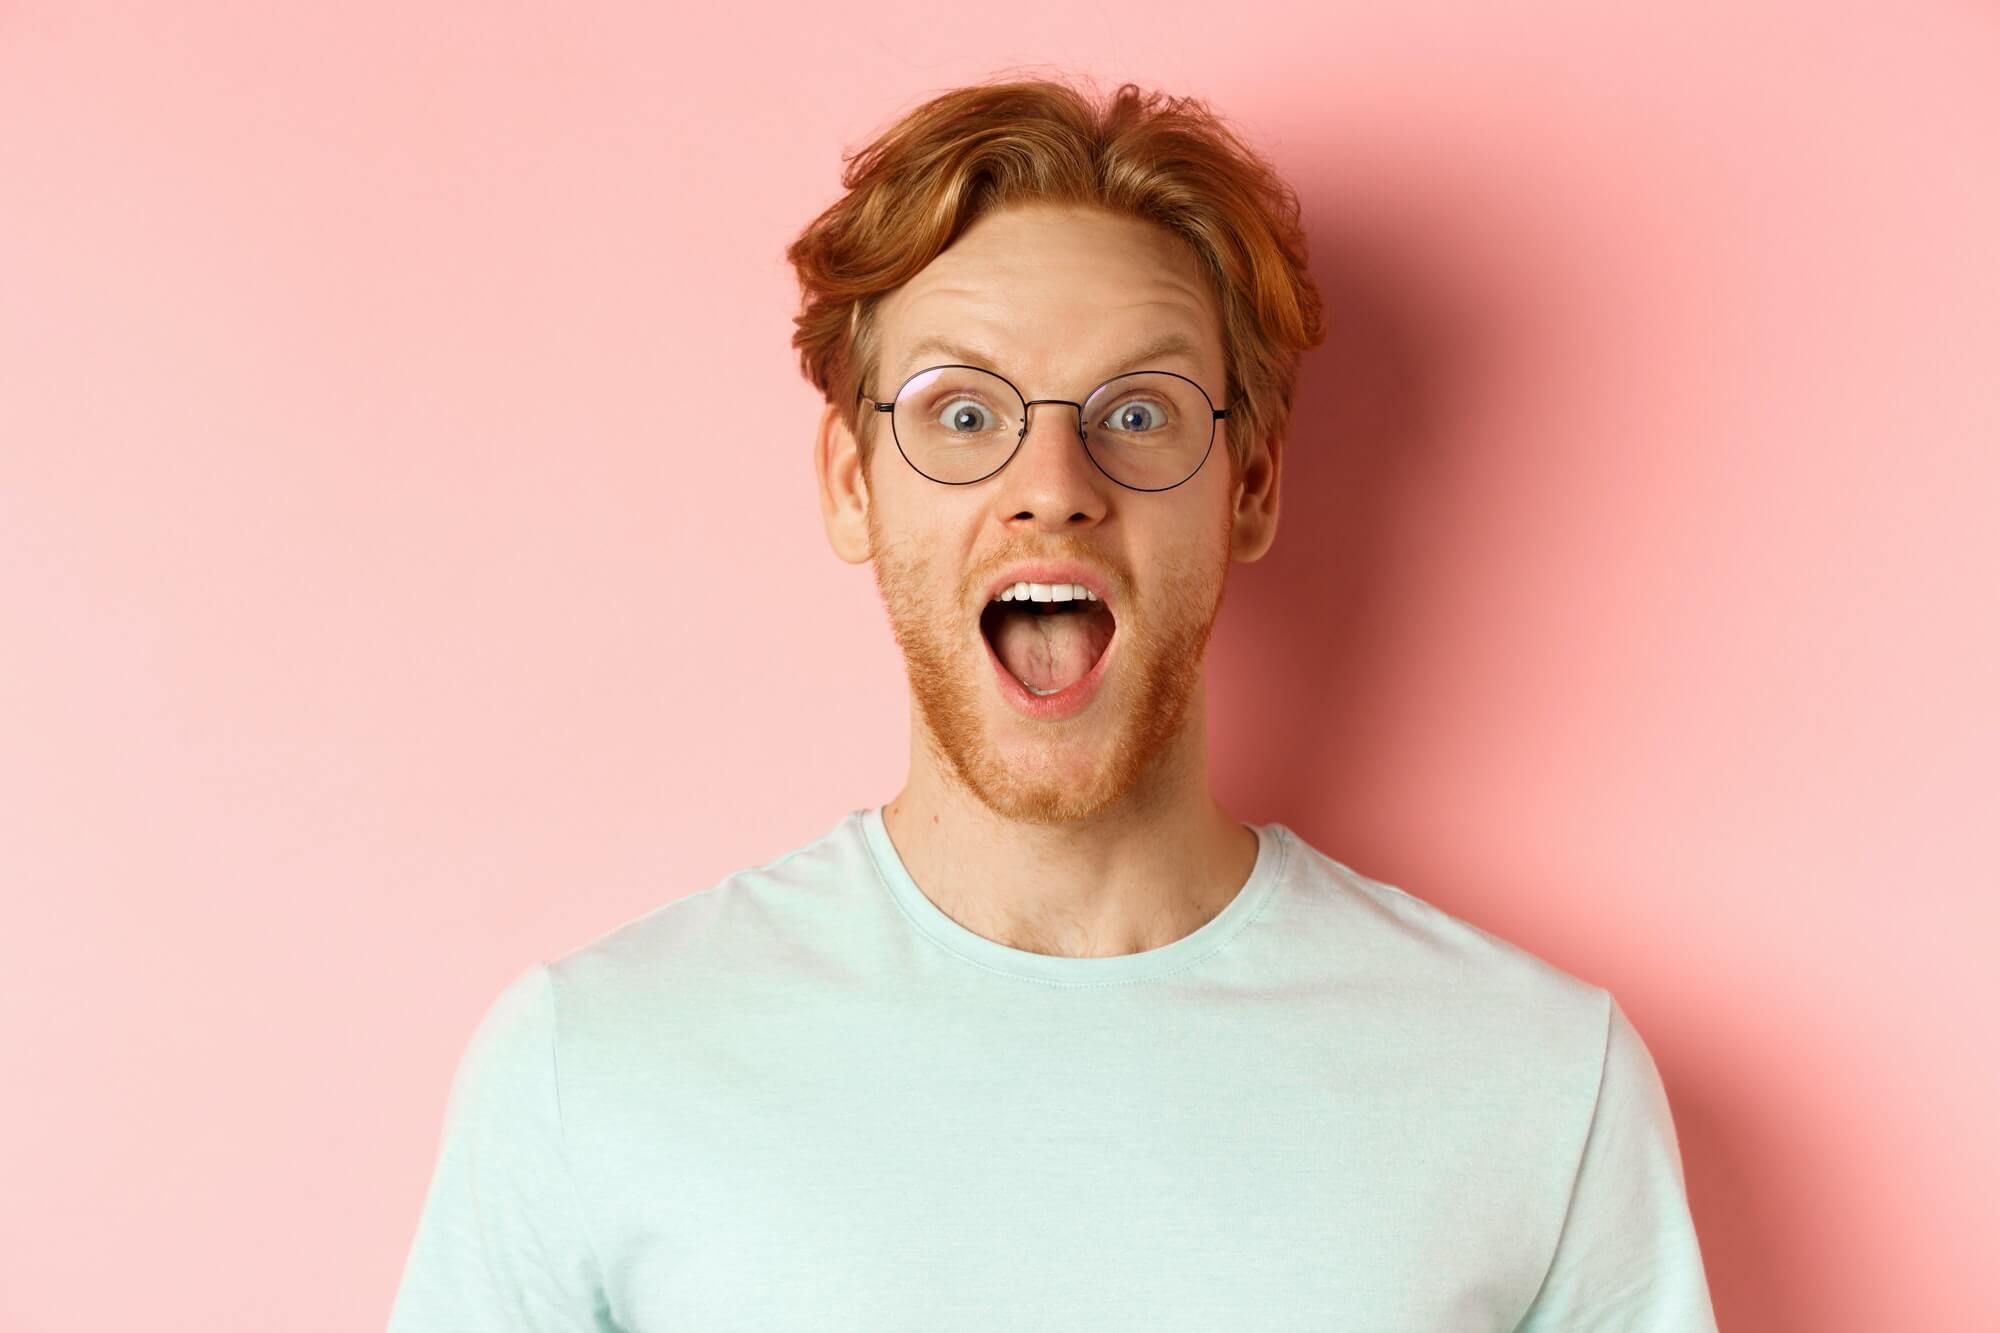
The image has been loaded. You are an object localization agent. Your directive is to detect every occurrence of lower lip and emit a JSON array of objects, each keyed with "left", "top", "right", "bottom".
[{"left": 983, "top": 616, "right": 1118, "bottom": 722}]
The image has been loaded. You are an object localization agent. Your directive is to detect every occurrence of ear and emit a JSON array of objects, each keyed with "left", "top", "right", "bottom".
[
  {"left": 1228, "top": 427, "right": 1281, "bottom": 562},
  {"left": 815, "top": 401, "right": 872, "bottom": 564}
]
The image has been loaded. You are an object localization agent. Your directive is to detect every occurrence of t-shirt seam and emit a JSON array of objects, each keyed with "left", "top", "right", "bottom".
[
  {"left": 859, "top": 814, "right": 1294, "bottom": 990},
  {"left": 546, "top": 823, "right": 840, "bottom": 969},
  {"left": 538, "top": 962, "right": 616, "bottom": 1307},
  {"left": 1508, "top": 985, "right": 1615, "bottom": 1328}
]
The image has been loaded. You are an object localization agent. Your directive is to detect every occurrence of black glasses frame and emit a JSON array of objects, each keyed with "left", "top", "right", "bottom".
[{"left": 859, "top": 363, "right": 1232, "bottom": 493}]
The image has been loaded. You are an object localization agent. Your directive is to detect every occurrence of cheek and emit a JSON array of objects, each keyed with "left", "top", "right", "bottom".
[
  {"left": 872, "top": 490, "right": 982, "bottom": 576},
  {"left": 1156, "top": 509, "right": 1235, "bottom": 589},
  {"left": 870, "top": 518, "right": 972, "bottom": 619}
]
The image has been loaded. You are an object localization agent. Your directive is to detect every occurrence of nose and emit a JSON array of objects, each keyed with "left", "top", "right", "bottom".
[{"left": 993, "top": 399, "right": 1108, "bottom": 530}]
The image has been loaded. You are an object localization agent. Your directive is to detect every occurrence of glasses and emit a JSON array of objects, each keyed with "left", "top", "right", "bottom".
[{"left": 860, "top": 364, "right": 1231, "bottom": 492}]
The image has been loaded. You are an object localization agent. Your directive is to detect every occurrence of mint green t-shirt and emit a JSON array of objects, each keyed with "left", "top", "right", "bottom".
[{"left": 387, "top": 807, "right": 1717, "bottom": 1331}]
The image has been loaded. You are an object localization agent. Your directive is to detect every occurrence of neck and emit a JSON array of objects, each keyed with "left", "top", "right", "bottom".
[{"left": 879, "top": 687, "right": 1259, "bottom": 960}]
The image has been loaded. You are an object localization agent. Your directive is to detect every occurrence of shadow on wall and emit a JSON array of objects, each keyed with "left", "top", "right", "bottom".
[
  {"left": 1205, "top": 166, "right": 1789, "bottom": 1332},
  {"left": 1207, "top": 174, "right": 1461, "bottom": 839}
]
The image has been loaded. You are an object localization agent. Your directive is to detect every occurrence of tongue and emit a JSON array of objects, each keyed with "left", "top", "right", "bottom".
[{"left": 991, "top": 606, "right": 1114, "bottom": 694}]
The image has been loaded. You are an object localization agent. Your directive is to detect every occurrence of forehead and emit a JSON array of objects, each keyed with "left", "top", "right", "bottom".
[{"left": 874, "top": 204, "right": 1223, "bottom": 391}]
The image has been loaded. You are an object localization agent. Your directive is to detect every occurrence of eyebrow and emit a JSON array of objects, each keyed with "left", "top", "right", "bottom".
[{"left": 892, "top": 331, "right": 1206, "bottom": 390}]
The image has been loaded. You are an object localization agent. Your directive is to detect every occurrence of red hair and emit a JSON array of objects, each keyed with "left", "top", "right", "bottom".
[{"left": 785, "top": 75, "right": 1326, "bottom": 473}]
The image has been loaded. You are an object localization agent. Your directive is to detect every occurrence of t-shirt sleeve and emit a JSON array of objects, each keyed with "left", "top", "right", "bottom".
[
  {"left": 387, "top": 963, "right": 620, "bottom": 1333},
  {"left": 1513, "top": 993, "right": 1720, "bottom": 1332}
]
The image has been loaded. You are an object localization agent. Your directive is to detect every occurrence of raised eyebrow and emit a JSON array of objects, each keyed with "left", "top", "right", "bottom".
[
  {"left": 894, "top": 332, "right": 1206, "bottom": 387},
  {"left": 896, "top": 338, "right": 1001, "bottom": 382},
  {"left": 1101, "top": 332, "right": 1203, "bottom": 378}
]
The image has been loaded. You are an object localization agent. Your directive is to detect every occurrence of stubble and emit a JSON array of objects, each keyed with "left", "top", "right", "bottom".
[{"left": 868, "top": 506, "right": 1233, "bottom": 827}]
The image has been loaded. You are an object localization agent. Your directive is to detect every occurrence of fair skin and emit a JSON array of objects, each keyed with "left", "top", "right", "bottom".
[{"left": 813, "top": 202, "right": 1282, "bottom": 958}]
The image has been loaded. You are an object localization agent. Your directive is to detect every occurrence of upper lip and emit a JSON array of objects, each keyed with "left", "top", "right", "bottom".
[{"left": 981, "top": 562, "right": 1119, "bottom": 612}]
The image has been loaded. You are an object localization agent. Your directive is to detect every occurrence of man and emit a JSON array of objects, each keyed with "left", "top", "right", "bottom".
[{"left": 388, "top": 78, "right": 1719, "bottom": 1331}]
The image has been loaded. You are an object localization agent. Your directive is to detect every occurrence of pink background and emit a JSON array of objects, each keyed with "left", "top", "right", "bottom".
[{"left": 3, "top": 3, "right": 1995, "bottom": 1328}]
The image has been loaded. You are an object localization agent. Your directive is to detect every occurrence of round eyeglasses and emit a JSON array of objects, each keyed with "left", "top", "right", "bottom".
[{"left": 860, "top": 364, "right": 1230, "bottom": 492}]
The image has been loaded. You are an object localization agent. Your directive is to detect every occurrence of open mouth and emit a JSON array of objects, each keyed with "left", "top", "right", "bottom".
[{"left": 978, "top": 582, "right": 1118, "bottom": 698}]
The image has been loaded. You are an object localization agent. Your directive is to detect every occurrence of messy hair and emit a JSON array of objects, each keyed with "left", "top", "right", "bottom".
[{"left": 785, "top": 75, "right": 1326, "bottom": 473}]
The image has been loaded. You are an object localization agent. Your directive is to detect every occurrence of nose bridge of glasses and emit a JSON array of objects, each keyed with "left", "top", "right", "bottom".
[{"left": 1018, "top": 397, "right": 1087, "bottom": 441}]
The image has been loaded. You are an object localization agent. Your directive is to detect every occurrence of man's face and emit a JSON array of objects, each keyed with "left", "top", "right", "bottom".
[{"left": 860, "top": 203, "right": 1245, "bottom": 827}]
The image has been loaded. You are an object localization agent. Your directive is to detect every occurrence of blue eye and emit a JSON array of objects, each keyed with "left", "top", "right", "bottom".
[
  {"left": 935, "top": 398, "right": 1000, "bottom": 434},
  {"left": 1104, "top": 399, "right": 1169, "bottom": 433}
]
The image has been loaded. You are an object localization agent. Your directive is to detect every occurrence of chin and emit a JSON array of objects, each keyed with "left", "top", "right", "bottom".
[
  {"left": 953, "top": 704, "right": 1150, "bottom": 826},
  {"left": 968, "top": 764, "right": 1128, "bottom": 827},
  {"left": 881, "top": 550, "right": 1219, "bottom": 827}
]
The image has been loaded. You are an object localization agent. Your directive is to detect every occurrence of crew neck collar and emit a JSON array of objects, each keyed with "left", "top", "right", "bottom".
[{"left": 857, "top": 804, "right": 1289, "bottom": 986}]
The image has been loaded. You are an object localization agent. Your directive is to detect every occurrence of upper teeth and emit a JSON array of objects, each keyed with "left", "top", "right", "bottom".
[{"left": 994, "top": 581, "right": 1099, "bottom": 603}]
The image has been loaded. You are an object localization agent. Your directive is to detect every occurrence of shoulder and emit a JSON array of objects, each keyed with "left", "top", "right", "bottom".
[
  {"left": 535, "top": 808, "right": 876, "bottom": 1034},
  {"left": 1263, "top": 823, "right": 1615, "bottom": 1075}
]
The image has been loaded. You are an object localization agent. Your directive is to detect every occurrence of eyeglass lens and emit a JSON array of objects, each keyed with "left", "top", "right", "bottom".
[{"left": 890, "top": 366, "right": 1216, "bottom": 489}]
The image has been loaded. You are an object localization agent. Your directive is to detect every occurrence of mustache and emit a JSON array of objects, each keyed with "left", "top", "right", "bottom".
[{"left": 961, "top": 541, "right": 1131, "bottom": 606}]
